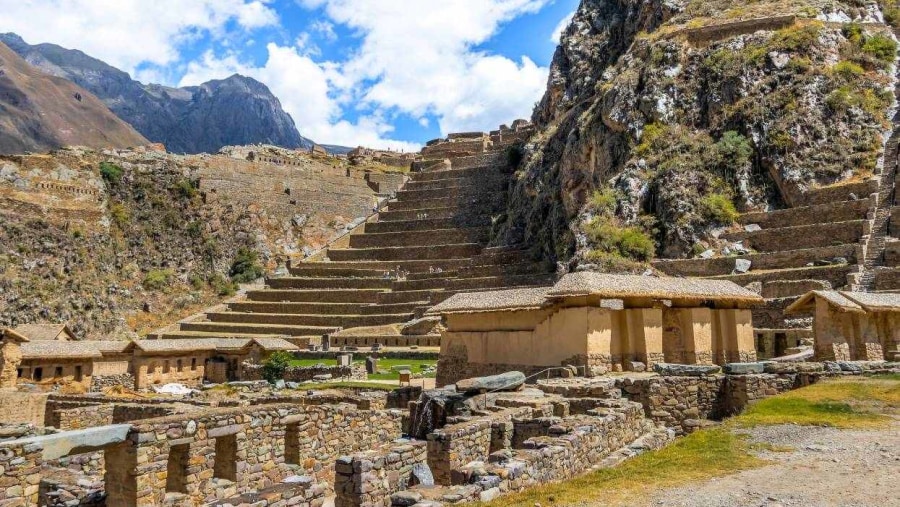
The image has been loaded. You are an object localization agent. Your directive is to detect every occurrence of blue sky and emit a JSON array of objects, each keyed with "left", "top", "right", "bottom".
[{"left": 0, "top": 0, "right": 579, "bottom": 149}]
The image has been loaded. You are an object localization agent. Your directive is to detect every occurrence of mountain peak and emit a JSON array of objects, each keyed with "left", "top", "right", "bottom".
[{"left": 2, "top": 33, "right": 314, "bottom": 154}]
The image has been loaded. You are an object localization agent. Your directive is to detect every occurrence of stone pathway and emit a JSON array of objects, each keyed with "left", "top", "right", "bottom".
[{"left": 641, "top": 421, "right": 900, "bottom": 507}]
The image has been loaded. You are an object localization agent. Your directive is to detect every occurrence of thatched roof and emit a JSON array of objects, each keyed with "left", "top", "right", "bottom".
[
  {"left": 785, "top": 291, "right": 865, "bottom": 314},
  {"left": 132, "top": 340, "right": 219, "bottom": 353},
  {"left": 252, "top": 337, "right": 299, "bottom": 351},
  {"left": 547, "top": 272, "right": 763, "bottom": 303},
  {"left": 21, "top": 341, "right": 102, "bottom": 360},
  {"left": 93, "top": 341, "right": 135, "bottom": 354},
  {"left": 426, "top": 287, "right": 552, "bottom": 315},
  {"left": 12, "top": 323, "right": 74, "bottom": 341},
  {"left": 426, "top": 273, "right": 762, "bottom": 315},
  {"left": 1, "top": 328, "right": 29, "bottom": 343},
  {"left": 786, "top": 291, "right": 900, "bottom": 314},
  {"left": 842, "top": 292, "right": 900, "bottom": 312}
]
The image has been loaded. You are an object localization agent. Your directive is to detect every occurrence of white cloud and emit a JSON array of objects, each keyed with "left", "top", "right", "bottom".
[
  {"left": 299, "top": 0, "right": 552, "bottom": 136},
  {"left": 0, "top": 0, "right": 278, "bottom": 76},
  {"left": 310, "top": 20, "right": 337, "bottom": 41},
  {"left": 551, "top": 10, "right": 576, "bottom": 42}
]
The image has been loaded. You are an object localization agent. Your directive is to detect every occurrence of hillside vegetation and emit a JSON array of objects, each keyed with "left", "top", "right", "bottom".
[{"left": 496, "top": 0, "right": 898, "bottom": 269}]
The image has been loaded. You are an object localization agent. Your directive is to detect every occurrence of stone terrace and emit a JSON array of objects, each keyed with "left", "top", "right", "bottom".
[
  {"left": 654, "top": 179, "right": 876, "bottom": 354},
  {"left": 154, "top": 122, "right": 557, "bottom": 349}
]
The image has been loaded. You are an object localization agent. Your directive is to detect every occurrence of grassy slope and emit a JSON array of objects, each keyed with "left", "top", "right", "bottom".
[
  {"left": 484, "top": 375, "right": 899, "bottom": 507},
  {"left": 288, "top": 357, "right": 437, "bottom": 380}
]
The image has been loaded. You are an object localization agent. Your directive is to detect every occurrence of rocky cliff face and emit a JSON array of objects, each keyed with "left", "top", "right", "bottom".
[
  {"left": 0, "top": 33, "right": 313, "bottom": 154},
  {"left": 0, "top": 41, "right": 148, "bottom": 154},
  {"left": 497, "top": 0, "right": 897, "bottom": 270}
]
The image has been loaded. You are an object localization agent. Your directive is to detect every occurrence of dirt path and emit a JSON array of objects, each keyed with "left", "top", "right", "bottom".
[{"left": 644, "top": 421, "right": 900, "bottom": 507}]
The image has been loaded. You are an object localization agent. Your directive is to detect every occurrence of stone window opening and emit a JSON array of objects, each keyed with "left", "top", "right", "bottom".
[
  {"left": 213, "top": 434, "right": 238, "bottom": 482},
  {"left": 16, "top": 368, "right": 22, "bottom": 378},
  {"left": 284, "top": 423, "right": 300, "bottom": 465},
  {"left": 166, "top": 443, "right": 190, "bottom": 493},
  {"left": 54, "top": 366, "right": 63, "bottom": 378},
  {"left": 177, "top": 359, "right": 183, "bottom": 372},
  {"left": 164, "top": 361, "right": 171, "bottom": 374},
  {"left": 191, "top": 358, "right": 197, "bottom": 371},
  {"left": 33, "top": 367, "right": 43, "bottom": 381},
  {"left": 75, "top": 365, "right": 83, "bottom": 382}
]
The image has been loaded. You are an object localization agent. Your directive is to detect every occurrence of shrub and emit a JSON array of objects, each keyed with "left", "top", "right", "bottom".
[
  {"left": 229, "top": 248, "right": 264, "bottom": 284},
  {"left": 584, "top": 216, "right": 655, "bottom": 263},
  {"left": 832, "top": 60, "right": 864, "bottom": 79},
  {"left": 109, "top": 203, "right": 130, "bottom": 228},
  {"left": 861, "top": 34, "right": 897, "bottom": 64},
  {"left": 505, "top": 144, "right": 524, "bottom": 169},
  {"left": 842, "top": 23, "right": 864, "bottom": 44},
  {"left": 588, "top": 188, "right": 617, "bottom": 214},
  {"left": 699, "top": 193, "right": 739, "bottom": 225},
  {"left": 143, "top": 269, "right": 173, "bottom": 290},
  {"left": 210, "top": 273, "right": 237, "bottom": 296},
  {"left": 174, "top": 178, "right": 198, "bottom": 199},
  {"left": 99, "top": 162, "right": 124, "bottom": 185},
  {"left": 261, "top": 351, "right": 294, "bottom": 384},
  {"left": 715, "top": 131, "right": 753, "bottom": 168}
]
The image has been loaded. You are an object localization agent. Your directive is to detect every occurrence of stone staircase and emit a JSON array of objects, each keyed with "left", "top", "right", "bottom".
[{"left": 152, "top": 129, "right": 557, "bottom": 348}]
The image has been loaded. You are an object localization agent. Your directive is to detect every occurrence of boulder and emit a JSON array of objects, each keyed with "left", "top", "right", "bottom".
[
  {"left": 401, "top": 316, "right": 443, "bottom": 336},
  {"left": 724, "top": 362, "right": 766, "bottom": 375},
  {"left": 764, "top": 362, "right": 824, "bottom": 374},
  {"left": 410, "top": 463, "right": 434, "bottom": 487},
  {"left": 837, "top": 361, "right": 864, "bottom": 372},
  {"left": 628, "top": 361, "right": 646, "bottom": 373},
  {"left": 823, "top": 361, "right": 842, "bottom": 373},
  {"left": 456, "top": 371, "right": 526, "bottom": 393},
  {"left": 391, "top": 491, "right": 423, "bottom": 506},
  {"left": 653, "top": 363, "right": 721, "bottom": 376}
]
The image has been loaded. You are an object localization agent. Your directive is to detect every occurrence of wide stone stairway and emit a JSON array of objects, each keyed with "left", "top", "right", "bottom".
[{"left": 153, "top": 129, "right": 557, "bottom": 348}]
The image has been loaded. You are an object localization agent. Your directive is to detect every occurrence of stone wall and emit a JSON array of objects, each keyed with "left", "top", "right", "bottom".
[
  {"left": 118, "top": 403, "right": 403, "bottom": 505},
  {"left": 0, "top": 434, "right": 42, "bottom": 504},
  {"left": 334, "top": 440, "right": 428, "bottom": 507},
  {"left": 90, "top": 373, "right": 136, "bottom": 392},
  {"left": 242, "top": 362, "right": 367, "bottom": 382}
]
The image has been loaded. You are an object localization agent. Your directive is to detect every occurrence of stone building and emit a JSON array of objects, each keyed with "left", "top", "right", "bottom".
[
  {"left": 429, "top": 272, "right": 761, "bottom": 385},
  {"left": 785, "top": 290, "right": 900, "bottom": 361},
  {"left": 17, "top": 341, "right": 103, "bottom": 388}
]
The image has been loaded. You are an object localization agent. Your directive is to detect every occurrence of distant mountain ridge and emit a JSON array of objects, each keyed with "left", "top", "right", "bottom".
[
  {"left": 1, "top": 33, "right": 315, "bottom": 154},
  {"left": 0, "top": 41, "right": 148, "bottom": 154}
]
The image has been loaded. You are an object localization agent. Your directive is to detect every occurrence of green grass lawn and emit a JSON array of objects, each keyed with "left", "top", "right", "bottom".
[
  {"left": 483, "top": 375, "right": 900, "bottom": 507},
  {"left": 288, "top": 357, "right": 437, "bottom": 380}
]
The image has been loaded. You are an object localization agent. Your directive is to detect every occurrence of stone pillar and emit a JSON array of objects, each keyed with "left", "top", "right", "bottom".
[
  {"left": 879, "top": 313, "right": 900, "bottom": 361},
  {"left": 813, "top": 300, "right": 851, "bottom": 361},
  {"left": 586, "top": 308, "right": 615, "bottom": 372},
  {"left": 715, "top": 309, "right": 756, "bottom": 363},
  {"left": 678, "top": 308, "right": 713, "bottom": 365},
  {"left": 624, "top": 308, "right": 663, "bottom": 368},
  {"left": 851, "top": 313, "right": 883, "bottom": 361}
]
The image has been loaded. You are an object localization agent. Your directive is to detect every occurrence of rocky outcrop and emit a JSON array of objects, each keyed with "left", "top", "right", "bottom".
[
  {"left": 0, "top": 41, "right": 148, "bottom": 154},
  {"left": 497, "top": 0, "right": 896, "bottom": 269},
  {"left": 0, "top": 33, "right": 313, "bottom": 154}
]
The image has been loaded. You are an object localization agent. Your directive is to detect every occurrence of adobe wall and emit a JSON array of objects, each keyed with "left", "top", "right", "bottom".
[
  {"left": 0, "top": 391, "right": 49, "bottom": 425},
  {"left": 17, "top": 359, "right": 93, "bottom": 389},
  {"left": 132, "top": 353, "right": 208, "bottom": 390}
]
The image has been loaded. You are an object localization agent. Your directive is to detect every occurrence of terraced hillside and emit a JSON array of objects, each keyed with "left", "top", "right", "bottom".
[{"left": 152, "top": 125, "right": 558, "bottom": 348}]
